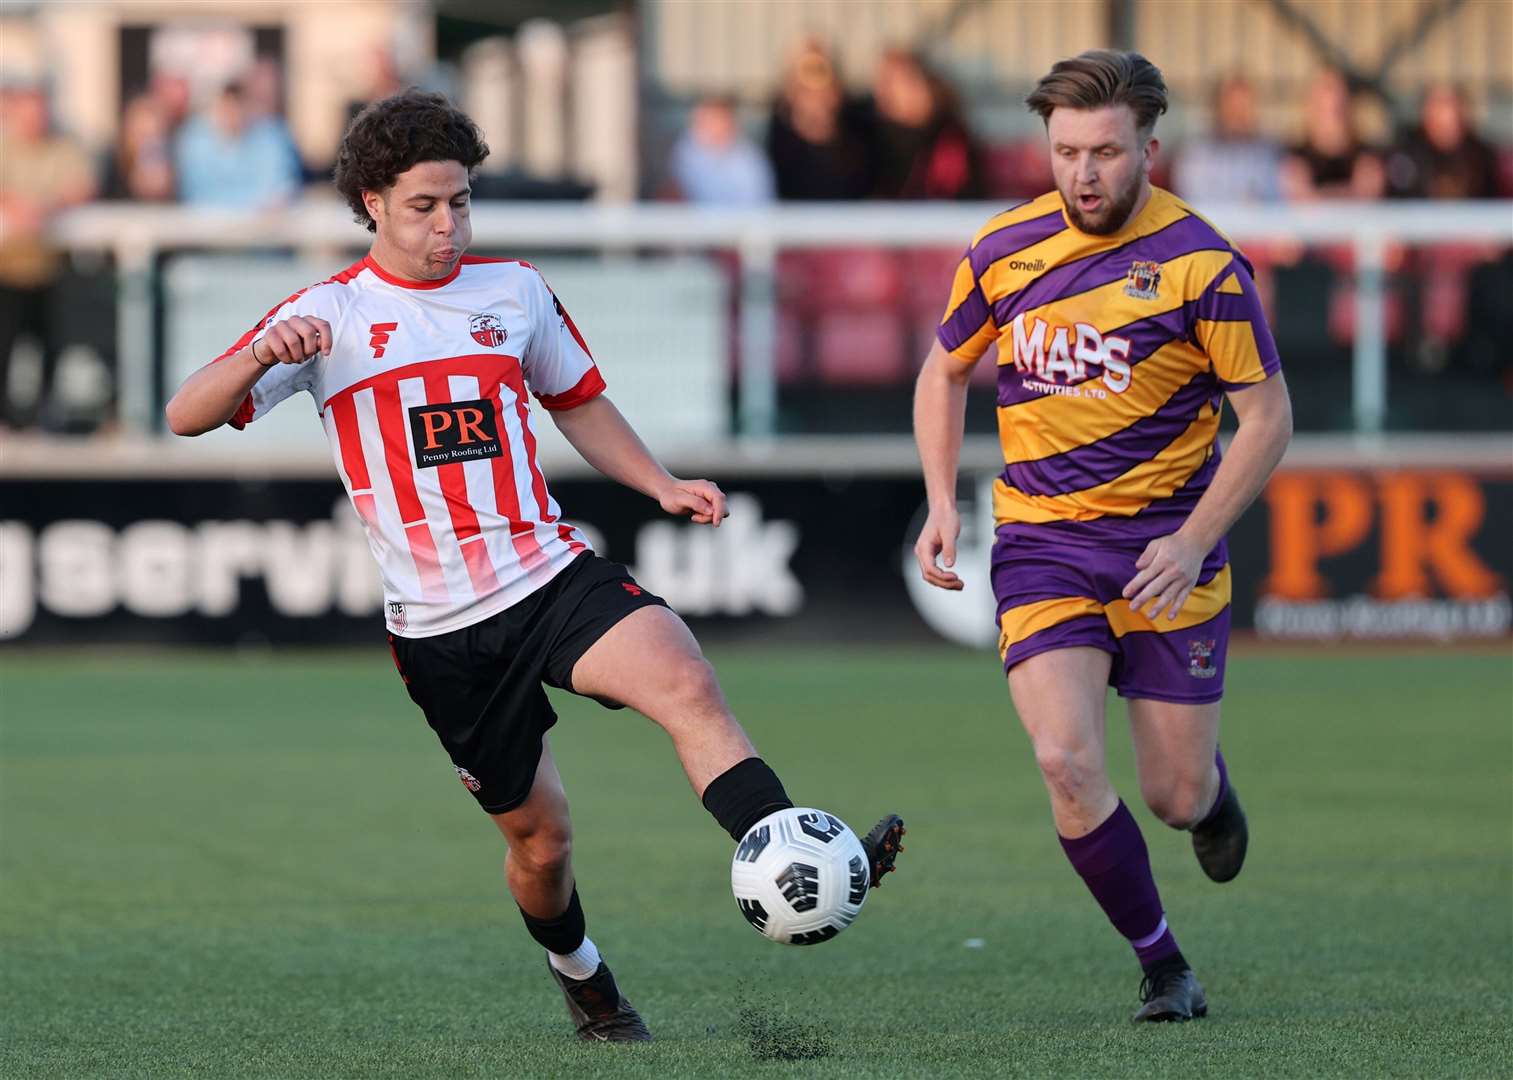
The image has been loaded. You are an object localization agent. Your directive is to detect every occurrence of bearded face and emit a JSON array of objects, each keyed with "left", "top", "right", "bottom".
[{"left": 1046, "top": 104, "right": 1156, "bottom": 235}]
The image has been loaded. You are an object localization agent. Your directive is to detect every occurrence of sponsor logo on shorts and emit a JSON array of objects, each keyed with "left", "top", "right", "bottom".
[
  {"left": 388, "top": 600, "right": 407, "bottom": 631},
  {"left": 1188, "top": 637, "right": 1218, "bottom": 679},
  {"left": 456, "top": 766, "right": 482, "bottom": 792},
  {"left": 620, "top": 581, "right": 643, "bottom": 597},
  {"left": 407, "top": 398, "right": 502, "bottom": 468}
]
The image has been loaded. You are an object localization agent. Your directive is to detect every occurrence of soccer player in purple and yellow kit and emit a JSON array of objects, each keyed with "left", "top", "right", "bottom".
[{"left": 913, "top": 51, "right": 1292, "bottom": 1022}]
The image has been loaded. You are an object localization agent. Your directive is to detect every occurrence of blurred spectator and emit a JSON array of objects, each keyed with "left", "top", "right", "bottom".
[
  {"left": 867, "top": 49, "right": 983, "bottom": 200},
  {"left": 765, "top": 39, "right": 872, "bottom": 200},
  {"left": 669, "top": 95, "right": 775, "bottom": 206},
  {"left": 148, "top": 70, "right": 192, "bottom": 135},
  {"left": 0, "top": 83, "right": 97, "bottom": 429},
  {"left": 174, "top": 79, "right": 301, "bottom": 209},
  {"left": 1172, "top": 75, "right": 1284, "bottom": 203},
  {"left": 345, "top": 44, "right": 408, "bottom": 129},
  {"left": 1385, "top": 84, "right": 1499, "bottom": 199},
  {"left": 1282, "top": 68, "right": 1385, "bottom": 200},
  {"left": 102, "top": 93, "right": 176, "bottom": 201}
]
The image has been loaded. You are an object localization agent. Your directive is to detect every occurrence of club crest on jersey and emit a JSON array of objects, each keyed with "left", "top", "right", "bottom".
[
  {"left": 469, "top": 312, "right": 508, "bottom": 349},
  {"left": 388, "top": 601, "right": 407, "bottom": 631},
  {"left": 1188, "top": 638, "right": 1218, "bottom": 679},
  {"left": 1124, "top": 260, "right": 1162, "bottom": 300}
]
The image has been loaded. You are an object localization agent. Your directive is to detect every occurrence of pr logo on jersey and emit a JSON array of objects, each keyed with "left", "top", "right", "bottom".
[
  {"left": 1188, "top": 638, "right": 1218, "bottom": 679},
  {"left": 455, "top": 766, "right": 482, "bottom": 793},
  {"left": 1124, "top": 260, "right": 1162, "bottom": 300},
  {"left": 407, "top": 398, "right": 503, "bottom": 468},
  {"left": 469, "top": 312, "right": 508, "bottom": 348},
  {"left": 369, "top": 322, "right": 399, "bottom": 358}
]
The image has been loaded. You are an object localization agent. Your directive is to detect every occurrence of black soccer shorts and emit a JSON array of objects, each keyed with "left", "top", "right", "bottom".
[{"left": 387, "top": 552, "right": 668, "bottom": 814}]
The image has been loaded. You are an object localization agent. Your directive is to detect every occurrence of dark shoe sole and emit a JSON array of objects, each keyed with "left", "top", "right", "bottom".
[
  {"left": 862, "top": 814, "right": 906, "bottom": 888},
  {"left": 1133, "top": 1001, "right": 1208, "bottom": 1023}
]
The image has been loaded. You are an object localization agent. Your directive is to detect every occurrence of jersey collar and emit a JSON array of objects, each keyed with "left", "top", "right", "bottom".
[{"left": 362, "top": 253, "right": 463, "bottom": 290}]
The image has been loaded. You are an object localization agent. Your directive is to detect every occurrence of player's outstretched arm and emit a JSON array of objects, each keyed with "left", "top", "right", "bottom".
[
  {"left": 1123, "top": 372, "right": 1293, "bottom": 620},
  {"left": 912, "top": 339, "right": 974, "bottom": 591},
  {"left": 550, "top": 394, "right": 728, "bottom": 526},
  {"left": 165, "top": 315, "right": 331, "bottom": 436}
]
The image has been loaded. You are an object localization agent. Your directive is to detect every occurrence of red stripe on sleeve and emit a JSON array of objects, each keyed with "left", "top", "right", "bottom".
[{"left": 535, "top": 366, "right": 606, "bottom": 412}]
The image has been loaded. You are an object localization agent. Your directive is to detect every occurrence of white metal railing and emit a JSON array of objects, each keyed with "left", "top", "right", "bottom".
[{"left": 51, "top": 199, "right": 1513, "bottom": 437}]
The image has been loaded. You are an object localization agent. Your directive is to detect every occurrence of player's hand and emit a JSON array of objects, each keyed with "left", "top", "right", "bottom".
[
  {"left": 660, "top": 478, "right": 728, "bottom": 527},
  {"left": 254, "top": 315, "right": 333, "bottom": 366},
  {"left": 1123, "top": 531, "right": 1205, "bottom": 621},
  {"left": 914, "top": 506, "right": 963, "bottom": 591}
]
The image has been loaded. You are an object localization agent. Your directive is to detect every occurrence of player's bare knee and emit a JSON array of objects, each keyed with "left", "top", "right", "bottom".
[
  {"left": 1034, "top": 743, "right": 1103, "bottom": 804},
  {"left": 663, "top": 654, "right": 724, "bottom": 714},
  {"left": 1144, "top": 780, "right": 1207, "bottom": 830},
  {"left": 512, "top": 827, "right": 573, "bottom": 879}
]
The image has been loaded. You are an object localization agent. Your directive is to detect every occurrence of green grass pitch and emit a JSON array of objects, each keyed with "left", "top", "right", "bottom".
[{"left": 2, "top": 645, "right": 1509, "bottom": 1078}]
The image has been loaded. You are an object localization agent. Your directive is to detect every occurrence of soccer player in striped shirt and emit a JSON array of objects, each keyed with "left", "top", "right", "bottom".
[
  {"left": 913, "top": 51, "right": 1292, "bottom": 1022},
  {"left": 166, "top": 90, "right": 904, "bottom": 1042}
]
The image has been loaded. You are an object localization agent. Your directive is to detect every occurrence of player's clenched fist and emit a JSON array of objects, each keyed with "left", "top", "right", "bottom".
[
  {"left": 251, "top": 315, "right": 333, "bottom": 367},
  {"left": 914, "top": 506, "right": 963, "bottom": 591}
]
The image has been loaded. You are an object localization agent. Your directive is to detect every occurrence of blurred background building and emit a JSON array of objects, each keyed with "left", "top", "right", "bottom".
[{"left": 0, "top": 0, "right": 1510, "bottom": 649}]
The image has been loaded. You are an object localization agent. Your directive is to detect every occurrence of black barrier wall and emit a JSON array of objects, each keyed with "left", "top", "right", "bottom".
[{"left": 1, "top": 470, "right": 1509, "bottom": 646}]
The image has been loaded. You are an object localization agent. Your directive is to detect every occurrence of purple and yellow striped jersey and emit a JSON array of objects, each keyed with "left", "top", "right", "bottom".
[{"left": 937, "top": 186, "right": 1280, "bottom": 540}]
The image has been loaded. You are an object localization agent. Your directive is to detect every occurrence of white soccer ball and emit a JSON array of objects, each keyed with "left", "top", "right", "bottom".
[{"left": 730, "top": 807, "right": 868, "bottom": 945}]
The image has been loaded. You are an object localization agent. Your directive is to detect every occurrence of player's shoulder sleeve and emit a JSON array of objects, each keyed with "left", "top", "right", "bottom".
[
  {"left": 517, "top": 264, "right": 605, "bottom": 411},
  {"left": 937, "top": 192, "right": 1067, "bottom": 365},
  {"left": 214, "top": 271, "right": 356, "bottom": 430},
  {"left": 1190, "top": 246, "right": 1281, "bottom": 391}
]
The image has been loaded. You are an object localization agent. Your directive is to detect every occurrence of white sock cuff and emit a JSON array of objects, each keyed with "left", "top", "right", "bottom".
[
  {"left": 547, "top": 935, "right": 601, "bottom": 981},
  {"left": 1130, "top": 916, "right": 1169, "bottom": 950}
]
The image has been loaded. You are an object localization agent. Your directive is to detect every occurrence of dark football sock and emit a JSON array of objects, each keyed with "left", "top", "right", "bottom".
[
  {"left": 1059, "top": 800, "right": 1183, "bottom": 971},
  {"left": 1194, "top": 747, "right": 1230, "bottom": 830},
  {"left": 702, "top": 757, "right": 793, "bottom": 842},
  {"left": 519, "top": 885, "right": 586, "bottom": 955}
]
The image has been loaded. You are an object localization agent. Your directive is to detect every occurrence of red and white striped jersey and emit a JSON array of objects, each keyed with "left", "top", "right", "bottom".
[{"left": 214, "top": 254, "right": 602, "bottom": 637}]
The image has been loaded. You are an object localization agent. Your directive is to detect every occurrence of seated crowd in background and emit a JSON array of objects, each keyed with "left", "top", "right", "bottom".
[{"left": 2, "top": 50, "right": 1511, "bottom": 434}]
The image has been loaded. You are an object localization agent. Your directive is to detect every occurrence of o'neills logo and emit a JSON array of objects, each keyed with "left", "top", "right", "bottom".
[
  {"left": 469, "top": 312, "right": 508, "bottom": 348},
  {"left": 408, "top": 398, "right": 502, "bottom": 468},
  {"left": 1007, "top": 258, "right": 1046, "bottom": 272}
]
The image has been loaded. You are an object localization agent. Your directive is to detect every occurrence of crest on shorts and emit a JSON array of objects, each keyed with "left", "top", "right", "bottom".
[
  {"left": 455, "top": 766, "right": 482, "bottom": 793},
  {"left": 469, "top": 312, "right": 508, "bottom": 348},
  {"left": 1188, "top": 638, "right": 1218, "bottom": 679},
  {"left": 1124, "top": 260, "right": 1162, "bottom": 300}
]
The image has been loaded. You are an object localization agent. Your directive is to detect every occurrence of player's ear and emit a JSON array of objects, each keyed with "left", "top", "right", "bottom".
[
  {"left": 1142, "top": 135, "right": 1160, "bottom": 175},
  {"left": 361, "top": 188, "right": 384, "bottom": 227}
]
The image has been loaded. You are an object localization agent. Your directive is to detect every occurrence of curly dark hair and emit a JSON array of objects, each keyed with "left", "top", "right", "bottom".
[{"left": 333, "top": 89, "right": 490, "bottom": 232}]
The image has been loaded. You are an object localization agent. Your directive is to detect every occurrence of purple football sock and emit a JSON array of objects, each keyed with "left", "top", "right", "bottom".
[
  {"left": 1059, "top": 800, "right": 1181, "bottom": 968},
  {"left": 1195, "top": 748, "right": 1230, "bottom": 830}
]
